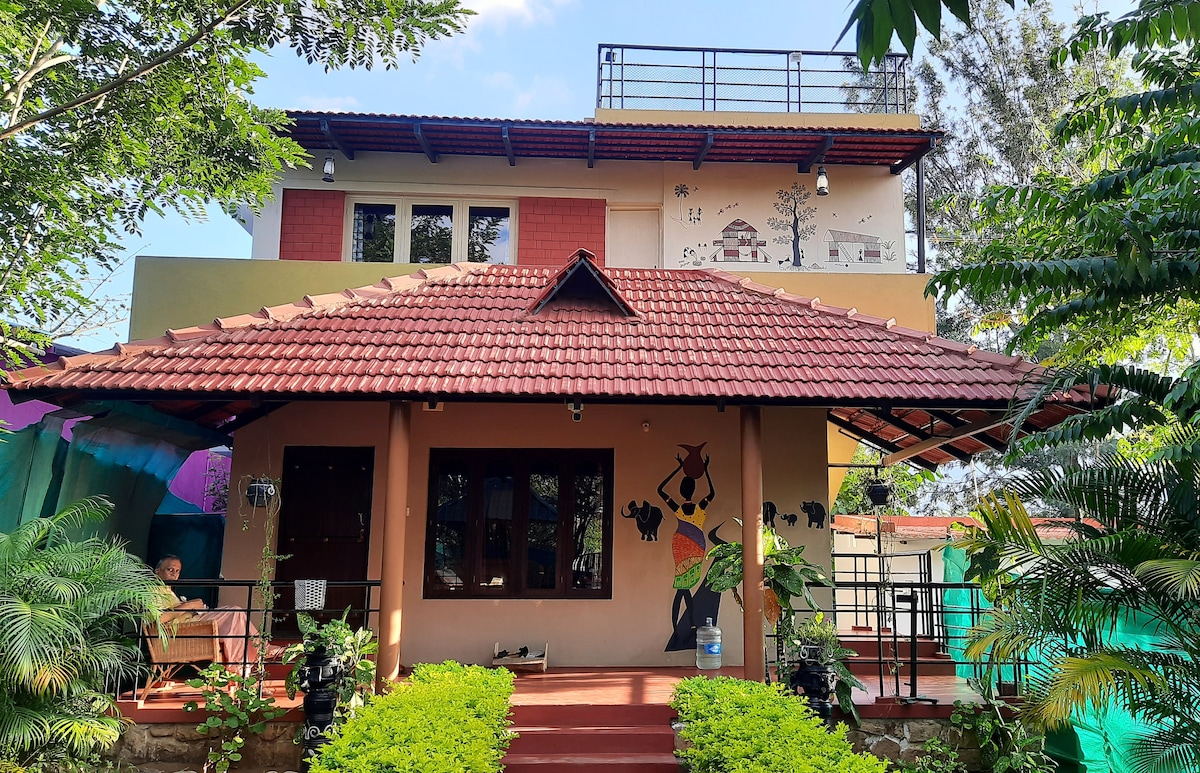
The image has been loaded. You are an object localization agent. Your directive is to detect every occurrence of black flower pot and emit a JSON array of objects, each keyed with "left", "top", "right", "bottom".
[
  {"left": 299, "top": 646, "right": 344, "bottom": 771},
  {"left": 790, "top": 664, "right": 837, "bottom": 720},
  {"left": 245, "top": 477, "right": 276, "bottom": 508}
]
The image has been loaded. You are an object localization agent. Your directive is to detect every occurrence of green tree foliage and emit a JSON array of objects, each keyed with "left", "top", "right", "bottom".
[
  {"left": 872, "top": 1, "right": 1200, "bottom": 767},
  {"left": 0, "top": 0, "right": 470, "bottom": 363},
  {"left": 0, "top": 497, "right": 163, "bottom": 769},
  {"left": 832, "top": 445, "right": 932, "bottom": 515}
]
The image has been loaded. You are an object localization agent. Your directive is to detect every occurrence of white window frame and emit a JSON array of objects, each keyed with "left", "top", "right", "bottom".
[{"left": 343, "top": 196, "right": 518, "bottom": 265}]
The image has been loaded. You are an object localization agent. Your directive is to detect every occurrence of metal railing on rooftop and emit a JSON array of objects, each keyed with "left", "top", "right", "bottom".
[{"left": 597, "top": 44, "right": 910, "bottom": 114}]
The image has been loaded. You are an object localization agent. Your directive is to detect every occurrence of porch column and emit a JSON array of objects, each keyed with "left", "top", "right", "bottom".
[
  {"left": 740, "top": 405, "right": 765, "bottom": 682},
  {"left": 377, "top": 401, "right": 411, "bottom": 689}
]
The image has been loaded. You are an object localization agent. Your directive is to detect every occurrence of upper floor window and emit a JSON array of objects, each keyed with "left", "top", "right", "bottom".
[{"left": 349, "top": 198, "right": 514, "bottom": 264}]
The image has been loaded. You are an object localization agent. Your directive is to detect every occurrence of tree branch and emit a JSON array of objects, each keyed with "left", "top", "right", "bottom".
[{"left": 0, "top": 0, "right": 256, "bottom": 143}]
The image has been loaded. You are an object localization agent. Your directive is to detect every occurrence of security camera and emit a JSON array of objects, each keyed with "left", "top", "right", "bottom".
[
  {"left": 572, "top": 410, "right": 583, "bottom": 422},
  {"left": 567, "top": 398, "right": 583, "bottom": 422}
]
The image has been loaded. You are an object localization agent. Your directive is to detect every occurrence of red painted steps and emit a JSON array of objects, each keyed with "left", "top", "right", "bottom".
[
  {"left": 839, "top": 634, "right": 958, "bottom": 677},
  {"left": 504, "top": 703, "right": 680, "bottom": 772}
]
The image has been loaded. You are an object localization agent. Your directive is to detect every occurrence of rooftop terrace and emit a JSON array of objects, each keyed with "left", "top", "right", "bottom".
[{"left": 596, "top": 44, "right": 910, "bottom": 114}]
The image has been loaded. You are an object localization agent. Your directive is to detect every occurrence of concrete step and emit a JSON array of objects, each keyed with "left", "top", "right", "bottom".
[
  {"left": 846, "top": 655, "right": 959, "bottom": 677},
  {"left": 503, "top": 752, "right": 681, "bottom": 772},
  {"left": 510, "top": 703, "right": 676, "bottom": 727},
  {"left": 508, "top": 725, "right": 675, "bottom": 756}
]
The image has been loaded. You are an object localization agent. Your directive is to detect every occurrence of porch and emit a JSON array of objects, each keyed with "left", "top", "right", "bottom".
[{"left": 114, "top": 571, "right": 1015, "bottom": 724}]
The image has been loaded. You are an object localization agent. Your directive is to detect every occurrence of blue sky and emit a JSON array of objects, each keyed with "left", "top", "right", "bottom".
[{"left": 79, "top": 0, "right": 1133, "bottom": 350}]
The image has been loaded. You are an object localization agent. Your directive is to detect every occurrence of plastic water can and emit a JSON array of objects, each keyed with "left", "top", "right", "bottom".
[{"left": 696, "top": 617, "right": 722, "bottom": 670}]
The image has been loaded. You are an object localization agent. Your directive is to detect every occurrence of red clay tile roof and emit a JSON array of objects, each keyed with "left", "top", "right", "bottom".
[
  {"left": 833, "top": 514, "right": 1090, "bottom": 541},
  {"left": 5, "top": 254, "right": 1088, "bottom": 463}
]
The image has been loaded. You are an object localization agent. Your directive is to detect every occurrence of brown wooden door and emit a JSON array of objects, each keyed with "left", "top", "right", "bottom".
[{"left": 273, "top": 446, "right": 375, "bottom": 633}]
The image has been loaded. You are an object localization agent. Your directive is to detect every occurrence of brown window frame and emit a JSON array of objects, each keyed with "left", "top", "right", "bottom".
[{"left": 423, "top": 448, "right": 614, "bottom": 599}]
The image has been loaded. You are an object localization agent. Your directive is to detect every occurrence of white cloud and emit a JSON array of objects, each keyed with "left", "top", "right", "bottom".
[
  {"left": 463, "top": 0, "right": 575, "bottom": 27},
  {"left": 295, "top": 95, "right": 361, "bottom": 112},
  {"left": 479, "top": 71, "right": 573, "bottom": 115}
]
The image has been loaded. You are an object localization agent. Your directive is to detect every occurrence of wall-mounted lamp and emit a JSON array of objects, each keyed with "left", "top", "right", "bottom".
[
  {"left": 567, "top": 398, "right": 583, "bottom": 423},
  {"left": 815, "top": 165, "right": 829, "bottom": 196},
  {"left": 322, "top": 152, "right": 335, "bottom": 183},
  {"left": 642, "top": 420, "right": 651, "bottom": 432}
]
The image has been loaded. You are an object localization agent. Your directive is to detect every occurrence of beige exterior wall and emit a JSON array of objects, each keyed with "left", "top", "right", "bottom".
[
  {"left": 593, "top": 108, "right": 923, "bottom": 131},
  {"left": 223, "top": 401, "right": 831, "bottom": 667},
  {"left": 265, "top": 153, "right": 904, "bottom": 274}
]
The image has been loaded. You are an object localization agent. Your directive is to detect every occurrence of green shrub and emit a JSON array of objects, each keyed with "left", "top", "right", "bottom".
[
  {"left": 671, "top": 676, "right": 887, "bottom": 773},
  {"left": 311, "top": 661, "right": 515, "bottom": 773}
]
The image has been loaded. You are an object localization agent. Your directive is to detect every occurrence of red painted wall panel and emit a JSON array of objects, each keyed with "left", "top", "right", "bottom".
[
  {"left": 279, "top": 189, "right": 345, "bottom": 262},
  {"left": 517, "top": 197, "right": 606, "bottom": 267}
]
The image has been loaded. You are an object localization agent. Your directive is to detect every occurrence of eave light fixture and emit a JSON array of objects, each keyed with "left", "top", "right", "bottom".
[
  {"left": 815, "top": 165, "right": 829, "bottom": 196},
  {"left": 322, "top": 152, "right": 335, "bottom": 183}
]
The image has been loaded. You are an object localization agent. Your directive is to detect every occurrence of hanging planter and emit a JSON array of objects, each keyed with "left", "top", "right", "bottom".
[
  {"left": 865, "top": 480, "right": 892, "bottom": 507},
  {"left": 245, "top": 477, "right": 277, "bottom": 508}
]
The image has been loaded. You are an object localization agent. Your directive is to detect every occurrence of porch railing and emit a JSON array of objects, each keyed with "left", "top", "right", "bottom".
[
  {"left": 112, "top": 579, "right": 380, "bottom": 702},
  {"left": 596, "top": 44, "right": 910, "bottom": 114},
  {"left": 768, "top": 579, "right": 1031, "bottom": 704}
]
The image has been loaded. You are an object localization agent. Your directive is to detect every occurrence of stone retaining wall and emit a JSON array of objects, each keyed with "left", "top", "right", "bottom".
[
  {"left": 847, "top": 717, "right": 982, "bottom": 770},
  {"left": 110, "top": 722, "right": 303, "bottom": 770}
]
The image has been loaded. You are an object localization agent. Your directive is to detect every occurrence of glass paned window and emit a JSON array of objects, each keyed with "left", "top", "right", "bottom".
[
  {"left": 526, "top": 467, "right": 559, "bottom": 590},
  {"left": 425, "top": 450, "right": 611, "bottom": 599},
  {"left": 571, "top": 461, "right": 606, "bottom": 591},
  {"left": 481, "top": 462, "right": 514, "bottom": 589},
  {"left": 351, "top": 203, "right": 396, "bottom": 262},
  {"left": 468, "top": 206, "right": 511, "bottom": 264},
  {"left": 432, "top": 467, "right": 469, "bottom": 591},
  {"left": 410, "top": 204, "right": 454, "bottom": 264}
]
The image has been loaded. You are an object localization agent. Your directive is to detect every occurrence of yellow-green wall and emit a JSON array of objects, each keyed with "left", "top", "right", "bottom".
[{"left": 130, "top": 256, "right": 933, "bottom": 340}]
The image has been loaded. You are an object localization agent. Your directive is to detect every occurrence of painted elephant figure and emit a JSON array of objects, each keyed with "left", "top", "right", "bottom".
[
  {"left": 780, "top": 512, "right": 798, "bottom": 527},
  {"left": 622, "top": 500, "right": 665, "bottom": 541},
  {"left": 801, "top": 500, "right": 827, "bottom": 529},
  {"left": 762, "top": 501, "right": 778, "bottom": 529}
]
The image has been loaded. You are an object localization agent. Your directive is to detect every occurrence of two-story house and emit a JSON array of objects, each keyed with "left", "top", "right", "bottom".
[{"left": 7, "top": 46, "right": 1079, "bottom": 686}]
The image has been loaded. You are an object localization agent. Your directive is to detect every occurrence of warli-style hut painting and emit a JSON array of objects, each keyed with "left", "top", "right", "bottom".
[
  {"left": 825, "top": 229, "right": 882, "bottom": 264},
  {"left": 710, "top": 219, "right": 774, "bottom": 263}
]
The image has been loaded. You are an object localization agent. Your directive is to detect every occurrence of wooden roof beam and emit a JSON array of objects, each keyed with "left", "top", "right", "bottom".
[
  {"left": 890, "top": 137, "right": 935, "bottom": 174},
  {"left": 883, "top": 413, "right": 1011, "bottom": 465},
  {"left": 693, "top": 131, "right": 714, "bottom": 170},
  {"left": 319, "top": 119, "right": 355, "bottom": 160},
  {"left": 928, "top": 409, "right": 1009, "bottom": 453},
  {"left": 827, "top": 412, "right": 938, "bottom": 472},
  {"left": 502, "top": 125, "right": 516, "bottom": 166},
  {"left": 864, "top": 408, "right": 974, "bottom": 464},
  {"left": 798, "top": 134, "right": 834, "bottom": 174},
  {"left": 413, "top": 123, "right": 438, "bottom": 163}
]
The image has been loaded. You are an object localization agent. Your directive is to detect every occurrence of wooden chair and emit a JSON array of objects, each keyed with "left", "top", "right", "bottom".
[{"left": 143, "top": 618, "right": 221, "bottom": 689}]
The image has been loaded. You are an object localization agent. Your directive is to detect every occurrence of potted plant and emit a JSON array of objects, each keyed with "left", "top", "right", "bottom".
[
  {"left": 705, "top": 524, "right": 831, "bottom": 629},
  {"left": 785, "top": 612, "right": 865, "bottom": 721}
]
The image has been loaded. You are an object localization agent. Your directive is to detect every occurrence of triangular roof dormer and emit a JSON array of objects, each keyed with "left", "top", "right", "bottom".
[{"left": 527, "top": 249, "right": 640, "bottom": 318}]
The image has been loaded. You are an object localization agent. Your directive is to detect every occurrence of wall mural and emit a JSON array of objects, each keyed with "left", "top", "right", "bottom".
[
  {"left": 651, "top": 442, "right": 722, "bottom": 652},
  {"left": 621, "top": 500, "right": 664, "bottom": 541},
  {"left": 666, "top": 168, "right": 904, "bottom": 273},
  {"left": 622, "top": 442, "right": 830, "bottom": 651}
]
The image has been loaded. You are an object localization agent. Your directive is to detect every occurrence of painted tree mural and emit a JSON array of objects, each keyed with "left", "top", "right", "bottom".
[{"left": 767, "top": 183, "right": 818, "bottom": 267}]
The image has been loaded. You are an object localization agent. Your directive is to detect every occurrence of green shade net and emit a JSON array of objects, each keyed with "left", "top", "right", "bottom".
[
  {"left": 0, "top": 412, "right": 70, "bottom": 531},
  {"left": 941, "top": 545, "right": 1162, "bottom": 773},
  {"left": 0, "top": 403, "right": 222, "bottom": 559}
]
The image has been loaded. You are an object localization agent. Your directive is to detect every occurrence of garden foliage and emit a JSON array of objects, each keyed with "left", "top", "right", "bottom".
[
  {"left": 311, "top": 661, "right": 514, "bottom": 773},
  {"left": 0, "top": 497, "right": 162, "bottom": 769},
  {"left": 670, "top": 676, "right": 886, "bottom": 773}
]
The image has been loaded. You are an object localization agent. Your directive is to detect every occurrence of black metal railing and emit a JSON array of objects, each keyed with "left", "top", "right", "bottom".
[
  {"left": 112, "top": 579, "right": 380, "bottom": 702},
  {"left": 596, "top": 44, "right": 909, "bottom": 114},
  {"left": 767, "top": 579, "right": 1031, "bottom": 705}
]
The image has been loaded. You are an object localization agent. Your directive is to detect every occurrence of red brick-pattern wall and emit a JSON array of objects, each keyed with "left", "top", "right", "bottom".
[
  {"left": 517, "top": 197, "right": 606, "bottom": 267},
  {"left": 279, "top": 189, "right": 346, "bottom": 261}
]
